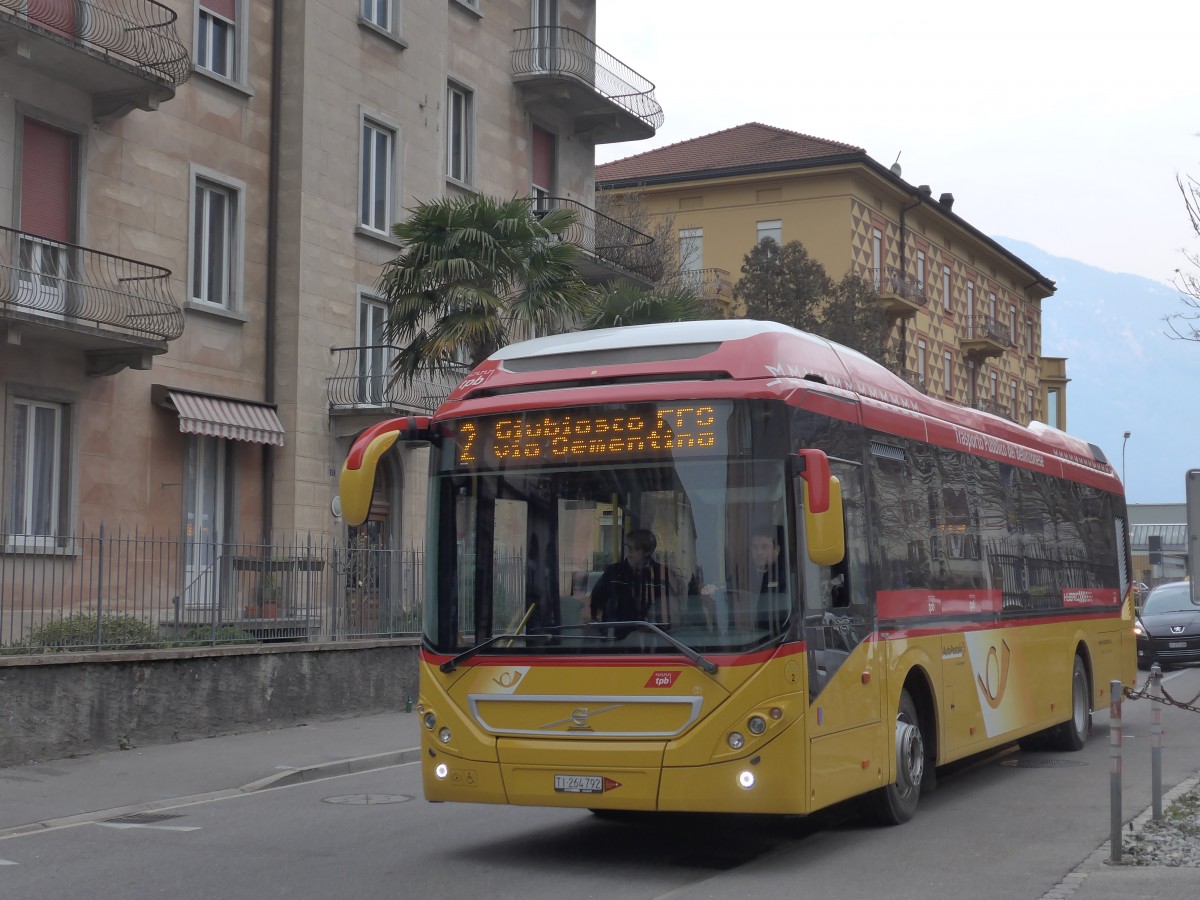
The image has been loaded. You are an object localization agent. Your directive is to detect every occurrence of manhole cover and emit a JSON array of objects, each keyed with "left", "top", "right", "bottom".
[
  {"left": 322, "top": 794, "right": 412, "bottom": 805},
  {"left": 999, "top": 758, "right": 1087, "bottom": 768}
]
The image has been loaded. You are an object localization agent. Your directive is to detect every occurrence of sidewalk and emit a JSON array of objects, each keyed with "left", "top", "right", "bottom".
[
  {"left": 1, "top": 713, "right": 1196, "bottom": 899},
  {"left": 0, "top": 711, "right": 421, "bottom": 836}
]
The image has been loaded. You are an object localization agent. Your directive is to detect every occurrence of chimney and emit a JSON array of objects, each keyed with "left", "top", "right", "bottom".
[
  {"left": 917, "top": 184, "right": 932, "bottom": 198},
  {"left": 939, "top": 192, "right": 955, "bottom": 211}
]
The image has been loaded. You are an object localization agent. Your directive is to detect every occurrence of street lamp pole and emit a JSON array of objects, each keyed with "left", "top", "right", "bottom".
[{"left": 1122, "top": 431, "right": 1131, "bottom": 487}]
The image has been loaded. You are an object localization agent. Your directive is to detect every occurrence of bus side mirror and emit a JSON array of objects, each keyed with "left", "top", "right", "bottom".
[
  {"left": 338, "top": 416, "right": 432, "bottom": 526},
  {"left": 797, "top": 448, "right": 831, "bottom": 513},
  {"left": 802, "top": 476, "right": 845, "bottom": 567}
]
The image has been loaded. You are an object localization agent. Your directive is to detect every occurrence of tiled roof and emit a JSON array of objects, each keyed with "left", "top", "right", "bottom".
[{"left": 595, "top": 122, "right": 866, "bottom": 183}]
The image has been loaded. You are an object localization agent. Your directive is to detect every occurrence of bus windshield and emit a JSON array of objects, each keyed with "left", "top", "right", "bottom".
[{"left": 425, "top": 402, "right": 793, "bottom": 657}]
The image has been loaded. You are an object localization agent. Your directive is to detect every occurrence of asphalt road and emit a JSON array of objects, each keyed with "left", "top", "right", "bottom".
[{"left": 2, "top": 667, "right": 1198, "bottom": 900}]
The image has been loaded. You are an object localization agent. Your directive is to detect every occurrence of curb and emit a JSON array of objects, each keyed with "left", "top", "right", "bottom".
[{"left": 241, "top": 747, "right": 422, "bottom": 791}]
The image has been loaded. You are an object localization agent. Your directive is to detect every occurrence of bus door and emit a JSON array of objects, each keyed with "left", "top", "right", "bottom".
[{"left": 801, "top": 459, "right": 884, "bottom": 808}]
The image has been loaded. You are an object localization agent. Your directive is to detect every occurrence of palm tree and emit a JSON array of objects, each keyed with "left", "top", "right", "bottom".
[
  {"left": 378, "top": 195, "right": 595, "bottom": 385},
  {"left": 580, "top": 282, "right": 721, "bottom": 329}
]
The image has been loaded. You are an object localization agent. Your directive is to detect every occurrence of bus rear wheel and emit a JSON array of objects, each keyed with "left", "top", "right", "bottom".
[
  {"left": 1048, "top": 655, "right": 1090, "bottom": 752},
  {"left": 866, "top": 689, "right": 924, "bottom": 826}
]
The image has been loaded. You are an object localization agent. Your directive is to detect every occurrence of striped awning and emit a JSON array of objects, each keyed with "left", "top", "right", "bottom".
[{"left": 166, "top": 390, "right": 285, "bottom": 446}]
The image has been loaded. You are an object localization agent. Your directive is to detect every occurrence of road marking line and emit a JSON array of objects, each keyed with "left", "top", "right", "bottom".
[
  {"left": 97, "top": 824, "right": 201, "bottom": 832},
  {"left": 0, "top": 858, "right": 18, "bottom": 865}
]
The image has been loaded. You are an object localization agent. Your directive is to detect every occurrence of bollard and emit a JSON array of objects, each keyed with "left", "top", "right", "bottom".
[
  {"left": 406, "top": 696, "right": 414, "bottom": 714},
  {"left": 1110, "top": 679, "right": 1123, "bottom": 864},
  {"left": 1151, "top": 664, "right": 1163, "bottom": 821}
]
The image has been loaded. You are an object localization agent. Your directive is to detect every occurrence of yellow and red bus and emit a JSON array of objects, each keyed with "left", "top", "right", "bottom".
[{"left": 339, "top": 320, "right": 1136, "bottom": 824}]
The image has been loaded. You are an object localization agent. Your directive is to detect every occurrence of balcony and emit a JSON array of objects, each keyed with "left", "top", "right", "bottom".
[
  {"left": 896, "top": 368, "right": 929, "bottom": 394},
  {"left": 0, "top": 0, "right": 190, "bottom": 119},
  {"left": 972, "top": 398, "right": 1012, "bottom": 420},
  {"left": 512, "top": 26, "right": 663, "bottom": 144},
  {"left": 0, "top": 224, "right": 184, "bottom": 375},
  {"left": 328, "top": 346, "right": 465, "bottom": 416},
  {"left": 674, "top": 267, "right": 731, "bottom": 304},
  {"left": 536, "top": 197, "right": 661, "bottom": 287},
  {"left": 961, "top": 314, "right": 1012, "bottom": 360},
  {"left": 861, "top": 266, "right": 928, "bottom": 318}
]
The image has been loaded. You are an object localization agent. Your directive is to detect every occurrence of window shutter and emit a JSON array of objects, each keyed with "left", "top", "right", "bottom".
[
  {"left": 532, "top": 127, "right": 554, "bottom": 191},
  {"left": 21, "top": 119, "right": 74, "bottom": 242},
  {"left": 201, "top": 0, "right": 236, "bottom": 20}
]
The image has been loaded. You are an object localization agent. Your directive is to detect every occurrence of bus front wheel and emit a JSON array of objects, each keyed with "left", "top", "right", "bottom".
[{"left": 866, "top": 688, "right": 924, "bottom": 826}]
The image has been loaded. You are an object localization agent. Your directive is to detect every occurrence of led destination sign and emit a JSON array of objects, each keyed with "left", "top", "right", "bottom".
[{"left": 452, "top": 404, "right": 726, "bottom": 468}]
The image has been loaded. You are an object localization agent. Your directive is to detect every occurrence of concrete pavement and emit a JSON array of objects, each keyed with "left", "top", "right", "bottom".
[{"left": 0, "top": 711, "right": 1196, "bottom": 898}]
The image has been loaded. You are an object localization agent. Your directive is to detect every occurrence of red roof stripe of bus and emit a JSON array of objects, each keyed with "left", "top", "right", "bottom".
[{"left": 442, "top": 324, "right": 1120, "bottom": 493}]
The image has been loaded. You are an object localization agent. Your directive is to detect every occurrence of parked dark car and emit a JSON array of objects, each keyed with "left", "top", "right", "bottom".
[{"left": 1134, "top": 581, "right": 1200, "bottom": 670}]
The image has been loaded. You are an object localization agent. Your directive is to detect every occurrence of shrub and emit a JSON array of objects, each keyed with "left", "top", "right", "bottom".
[
  {"left": 23, "top": 613, "right": 164, "bottom": 651},
  {"left": 172, "top": 626, "right": 258, "bottom": 646}
]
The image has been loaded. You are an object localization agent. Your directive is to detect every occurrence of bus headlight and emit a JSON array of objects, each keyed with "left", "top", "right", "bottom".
[
  {"left": 423, "top": 711, "right": 437, "bottom": 729},
  {"left": 748, "top": 715, "right": 767, "bottom": 735},
  {"left": 738, "top": 770, "right": 756, "bottom": 789},
  {"left": 438, "top": 727, "right": 452, "bottom": 744},
  {"left": 435, "top": 763, "right": 448, "bottom": 779},
  {"left": 728, "top": 732, "right": 745, "bottom": 750}
]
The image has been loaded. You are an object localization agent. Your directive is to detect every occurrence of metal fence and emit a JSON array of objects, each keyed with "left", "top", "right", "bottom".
[{"left": 0, "top": 525, "right": 423, "bottom": 654}]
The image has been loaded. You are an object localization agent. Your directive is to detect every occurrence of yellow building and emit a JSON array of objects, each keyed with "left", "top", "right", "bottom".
[{"left": 597, "top": 123, "right": 1066, "bottom": 427}]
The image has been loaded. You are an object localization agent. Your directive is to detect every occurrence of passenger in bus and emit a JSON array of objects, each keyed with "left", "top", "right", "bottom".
[{"left": 589, "top": 528, "right": 678, "bottom": 635}]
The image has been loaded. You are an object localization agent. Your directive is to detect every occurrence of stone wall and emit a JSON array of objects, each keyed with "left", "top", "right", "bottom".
[{"left": 0, "top": 640, "right": 419, "bottom": 768}]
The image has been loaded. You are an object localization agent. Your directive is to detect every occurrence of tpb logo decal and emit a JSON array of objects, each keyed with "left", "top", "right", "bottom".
[{"left": 645, "top": 671, "right": 679, "bottom": 688}]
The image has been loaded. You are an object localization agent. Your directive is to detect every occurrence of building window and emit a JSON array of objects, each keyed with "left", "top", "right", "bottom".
[
  {"left": 967, "top": 359, "right": 977, "bottom": 405},
  {"left": 943, "top": 350, "right": 953, "bottom": 398},
  {"left": 916, "top": 339, "right": 927, "bottom": 387},
  {"left": 1046, "top": 388, "right": 1060, "bottom": 427},
  {"left": 942, "top": 265, "right": 952, "bottom": 312},
  {"left": 679, "top": 227, "right": 703, "bottom": 274},
  {"left": 191, "top": 173, "right": 242, "bottom": 310},
  {"left": 1025, "top": 317, "right": 1034, "bottom": 355},
  {"left": 6, "top": 398, "right": 70, "bottom": 542},
  {"left": 871, "top": 228, "right": 883, "bottom": 289},
  {"left": 531, "top": 126, "right": 555, "bottom": 210},
  {"left": 989, "top": 371, "right": 999, "bottom": 401},
  {"left": 360, "top": 118, "right": 395, "bottom": 233},
  {"left": 916, "top": 250, "right": 926, "bottom": 295},
  {"left": 447, "top": 83, "right": 473, "bottom": 185},
  {"left": 1027, "top": 387, "right": 1035, "bottom": 420},
  {"left": 987, "top": 291, "right": 997, "bottom": 320},
  {"left": 1011, "top": 379, "right": 1018, "bottom": 416},
  {"left": 966, "top": 281, "right": 975, "bottom": 328},
  {"left": 357, "top": 294, "right": 394, "bottom": 405},
  {"left": 362, "top": 0, "right": 391, "bottom": 30},
  {"left": 1010, "top": 305, "right": 1017, "bottom": 345},
  {"left": 757, "top": 220, "right": 782, "bottom": 247},
  {"left": 197, "top": 1, "right": 237, "bottom": 80}
]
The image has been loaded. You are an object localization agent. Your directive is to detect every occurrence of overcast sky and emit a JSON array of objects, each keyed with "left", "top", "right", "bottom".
[{"left": 596, "top": 0, "right": 1199, "bottom": 286}]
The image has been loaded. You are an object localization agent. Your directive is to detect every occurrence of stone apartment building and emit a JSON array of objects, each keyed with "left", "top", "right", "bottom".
[
  {"left": 0, "top": 0, "right": 660, "bottom": 619},
  {"left": 596, "top": 123, "right": 1070, "bottom": 431}
]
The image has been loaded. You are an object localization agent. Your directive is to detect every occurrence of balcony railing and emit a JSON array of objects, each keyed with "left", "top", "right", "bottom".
[
  {"left": 512, "top": 26, "right": 663, "bottom": 141},
  {"left": 0, "top": 0, "right": 191, "bottom": 87},
  {"left": 0, "top": 224, "right": 184, "bottom": 343},
  {"left": 534, "top": 196, "right": 661, "bottom": 284},
  {"left": 328, "top": 346, "right": 466, "bottom": 414},
  {"left": 859, "top": 265, "right": 928, "bottom": 317},
  {"left": 965, "top": 314, "right": 1012, "bottom": 346},
  {"left": 673, "top": 267, "right": 732, "bottom": 302},
  {"left": 972, "top": 399, "right": 1012, "bottom": 420},
  {"left": 896, "top": 368, "right": 929, "bottom": 394}
]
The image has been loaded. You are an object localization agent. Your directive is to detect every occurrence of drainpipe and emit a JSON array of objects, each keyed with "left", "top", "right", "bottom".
[
  {"left": 263, "top": 0, "right": 284, "bottom": 541},
  {"left": 896, "top": 190, "right": 926, "bottom": 367}
]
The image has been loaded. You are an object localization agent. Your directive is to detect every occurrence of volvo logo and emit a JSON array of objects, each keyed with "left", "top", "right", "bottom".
[{"left": 541, "top": 704, "right": 621, "bottom": 730}]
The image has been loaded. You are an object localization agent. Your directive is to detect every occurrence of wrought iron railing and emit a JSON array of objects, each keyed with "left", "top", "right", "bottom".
[
  {"left": 511, "top": 26, "right": 664, "bottom": 132},
  {"left": 972, "top": 398, "right": 1012, "bottom": 419},
  {"left": 328, "top": 346, "right": 465, "bottom": 414},
  {"left": 965, "top": 314, "right": 1012, "bottom": 345},
  {"left": 860, "top": 265, "right": 929, "bottom": 306},
  {"left": 896, "top": 368, "right": 929, "bottom": 394},
  {"left": 0, "top": 0, "right": 191, "bottom": 86},
  {"left": 533, "top": 196, "right": 661, "bottom": 282},
  {"left": 0, "top": 526, "right": 424, "bottom": 653},
  {"left": 0, "top": 225, "right": 184, "bottom": 342}
]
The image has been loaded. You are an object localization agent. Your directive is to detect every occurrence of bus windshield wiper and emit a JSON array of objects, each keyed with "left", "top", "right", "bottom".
[
  {"left": 440, "top": 632, "right": 548, "bottom": 673},
  {"left": 585, "top": 620, "right": 719, "bottom": 675}
]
